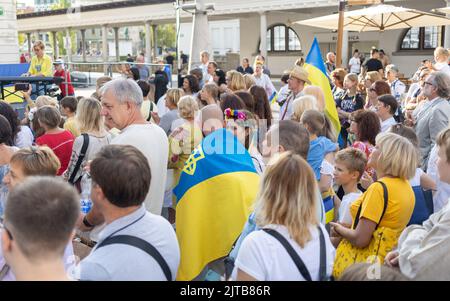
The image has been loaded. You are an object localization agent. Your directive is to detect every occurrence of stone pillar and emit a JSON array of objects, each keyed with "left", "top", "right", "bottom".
[
  {"left": 27, "top": 33, "right": 32, "bottom": 55},
  {"left": 51, "top": 31, "right": 58, "bottom": 60},
  {"left": 259, "top": 11, "right": 268, "bottom": 62},
  {"left": 188, "top": 0, "right": 211, "bottom": 71},
  {"left": 342, "top": 30, "right": 349, "bottom": 68},
  {"left": 81, "top": 29, "right": 87, "bottom": 62},
  {"left": 445, "top": 1, "right": 450, "bottom": 48},
  {"left": 114, "top": 27, "right": 120, "bottom": 62},
  {"left": 65, "top": 28, "right": 72, "bottom": 63},
  {"left": 145, "top": 21, "right": 152, "bottom": 63},
  {"left": 102, "top": 25, "right": 109, "bottom": 74},
  {"left": 152, "top": 24, "right": 158, "bottom": 58}
]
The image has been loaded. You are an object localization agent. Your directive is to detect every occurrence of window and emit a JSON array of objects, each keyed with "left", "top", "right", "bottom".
[
  {"left": 260, "top": 24, "right": 301, "bottom": 53},
  {"left": 400, "top": 26, "right": 444, "bottom": 50}
]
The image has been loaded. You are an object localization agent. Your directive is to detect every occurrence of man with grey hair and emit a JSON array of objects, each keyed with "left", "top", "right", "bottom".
[
  {"left": 414, "top": 72, "right": 450, "bottom": 170},
  {"left": 386, "top": 64, "right": 406, "bottom": 103},
  {"left": 82, "top": 79, "right": 168, "bottom": 231}
]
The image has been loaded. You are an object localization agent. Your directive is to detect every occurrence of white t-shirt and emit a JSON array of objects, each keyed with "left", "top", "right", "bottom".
[
  {"left": 157, "top": 95, "right": 169, "bottom": 118},
  {"left": 111, "top": 124, "right": 169, "bottom": 215},
  {"left": 380, "top": 116, "right": 397, "bottom": 133},
  {"left": 349, "top": 57, "right": 361, "bottom": 74},
  {"left": 232, "top": 224, "right": 335, "bottom": 281},
  {"left": 434, "top": 62, "right": 450, "bottom": 76},
  {"left": 427, "top": 145, "right": 450, "bottom": 212},
  {"left": 14, "top": 125, "right": 34, "bottom": 148},
  {"left": 338, "top": 191, "right": 362, "bottom": 225},
  {"left": 409, "top": 168, "right": 424, "bottom": 187}
]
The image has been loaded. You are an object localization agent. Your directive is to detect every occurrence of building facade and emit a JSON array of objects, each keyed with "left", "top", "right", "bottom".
[{"left": 16, "top": 0, "right": 450, "bottom": 77}]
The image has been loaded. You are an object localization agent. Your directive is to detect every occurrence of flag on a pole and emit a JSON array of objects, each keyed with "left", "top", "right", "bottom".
[{"left": 304, "top": 37, "right": 341, "bottom": 133}]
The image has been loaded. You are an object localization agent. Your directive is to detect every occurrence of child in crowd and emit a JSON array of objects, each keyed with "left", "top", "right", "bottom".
[
  {"left": 301, "top": 110, "right": 338, "bottom": 225},
  {"left": 60, "top": 96, "right": 80, "bottom": 137},
  {"left": 332, "top": 148, "right": 367, "bottom": 246}
]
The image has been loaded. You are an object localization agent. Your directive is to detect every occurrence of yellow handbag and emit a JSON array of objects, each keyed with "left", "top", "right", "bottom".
[{"left": 332, "top": 181, "right": 401, "bottom": 279}]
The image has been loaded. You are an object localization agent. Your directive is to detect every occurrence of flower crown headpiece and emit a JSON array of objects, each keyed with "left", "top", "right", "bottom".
[
  {"left": 224, "top": 108, "right": 255, "bottom": 128},
  {"left": 224, "top": 108, "right": 247, "bottom": 121}
]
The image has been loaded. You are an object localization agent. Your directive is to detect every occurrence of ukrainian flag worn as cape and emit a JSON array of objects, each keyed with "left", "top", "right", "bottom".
[
  {"left": 173, "top": 128, "right": 259, "bottom": 280},
  {"left": 304, "top": 37, "right": 341, "bottom": 133}
]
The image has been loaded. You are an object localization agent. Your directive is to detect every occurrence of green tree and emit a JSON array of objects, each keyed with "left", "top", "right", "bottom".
[{"left": 157, "top": 24, "right": 176, "bottom": 51}]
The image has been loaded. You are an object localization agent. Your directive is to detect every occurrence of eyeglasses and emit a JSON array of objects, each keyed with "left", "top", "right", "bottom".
[{"left": 423, "top": 81, "right": 434, "bottom": 87}]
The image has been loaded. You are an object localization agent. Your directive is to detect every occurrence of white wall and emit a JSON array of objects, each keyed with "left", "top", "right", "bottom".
[
  {"left": 179, "top": 19, "right": 240, "bottom": 56},
  {"left": 0, "top": 0, "right": 20, "bottom": 63}
]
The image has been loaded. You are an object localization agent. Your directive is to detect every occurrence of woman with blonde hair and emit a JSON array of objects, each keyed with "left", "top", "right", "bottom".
[
  {"left": 226, "top": 70, "right": 246, "bottom": 92},
  {"left": 331, "top": 68, "right": 347, "bottom": 100},
  {"left": 243, "top": 74, "right": 256, "bottom": 90},
  {"left": 330, "top": 133, "right": 417, "bottom": 278},
  {"left": 291, "top": 95, "right": 318, "bottom": 122},
  {"left": 233, "top": 152, "right": 335, "bottom": 281},
  {"left": 252, "top": 62, "right": 276, "bottom": 99},
  {"left": 303, "top": 86, "right": 326, "bottom": 112},
  {"left": 152, "top": 88, "right": 185, "bottom": 135},
  {"left": 166, "top": 95, "right": 203, "bottom": 222},
  {"left": 199, "top": 83, "right": 219, "bottom": 108},
  {"left": 64, "top": 97, "right": 111, "bottom": 188},
  {"left": 169, "top": 95, "right": 203, "bottom": 176},
  {"left": 362, "top": 71, "right": 382, "bottom": 107}
]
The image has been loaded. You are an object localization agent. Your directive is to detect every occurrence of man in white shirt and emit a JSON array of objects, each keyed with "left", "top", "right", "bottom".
[
  {"left": 376, "top": 94, "right": 398, "bottom": 132},
  {"left": 385, "top": 64, "right": 406, "bottom": 103},
  {"left": 81, "top": 79, "right": 169, "bottom": 233},
  {"left": 73, "top": 145, "right": 179, "bottom": 281},
  {"left": 348, "top": 50, "right": 361, "bottom": 75},
  {"left": 279, "top": 66, "right": 310, "bottom": 120},
  {"left": 199, "top": 51, "right": 211, "bottom": 84}
]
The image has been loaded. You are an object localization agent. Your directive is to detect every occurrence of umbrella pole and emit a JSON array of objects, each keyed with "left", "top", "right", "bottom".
[{"left": 336, "top": 0, "right": 346, "bottom": 68}]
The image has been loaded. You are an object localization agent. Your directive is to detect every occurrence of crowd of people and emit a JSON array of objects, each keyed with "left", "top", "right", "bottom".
[{"left": 0, "top": 40, "right": 450, "bottom": 281}]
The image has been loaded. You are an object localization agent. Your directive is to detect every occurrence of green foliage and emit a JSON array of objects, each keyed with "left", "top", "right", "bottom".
[{"left": 157, "top": 24, "right": 176, "bottom": 50}]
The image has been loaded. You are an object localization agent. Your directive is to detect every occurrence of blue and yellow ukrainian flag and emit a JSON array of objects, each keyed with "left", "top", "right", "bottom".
[
  {"left": 304, "top": 37, "right": 341, "bottom": 133},
  {"left": 173, "top": 128, "right": 260, "bottom": 281},
  {"left": 322, "top": 189, "right": 335, "bottom": 225}
]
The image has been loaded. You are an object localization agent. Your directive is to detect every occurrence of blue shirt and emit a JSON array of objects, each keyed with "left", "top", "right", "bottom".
[
  {"left": 73, "top": 205, "right": 180, "bottom": 281},
  {"left": 307, "top": 136, "right": 338, "bottom": 180}
]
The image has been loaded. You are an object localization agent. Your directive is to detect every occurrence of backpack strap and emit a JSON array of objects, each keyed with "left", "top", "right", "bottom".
[
  {"left": 353, "top": 181, "right": 388, "bottom": 230},
  {"left": 0, "top": 264, "right": 10, "bottom": 281},
  {"left": 317, "top": 225, "right": 327, "bottom": 281},
  {"left": 68, "top": 133, "right": 89, "bottom": 184},
  {"left": 262, "top": 228, "right": 312, "bottom": 281},
  {"left": 95, "top": 235, "right": 172, "bottom": 281}
]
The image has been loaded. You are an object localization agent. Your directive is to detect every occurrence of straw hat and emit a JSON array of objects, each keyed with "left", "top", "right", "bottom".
[{"left": 290, "top": 66, "right": 311, "bottom": 85}]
